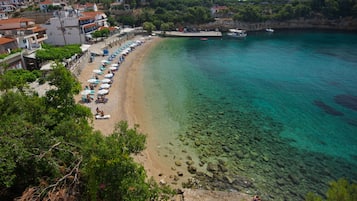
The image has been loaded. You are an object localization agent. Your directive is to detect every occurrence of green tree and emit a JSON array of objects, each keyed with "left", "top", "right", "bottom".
[
  {"left": 0, "top": 69, "right": 41, "bottom": 92},
  {"left": 0, "top": 66, "right": 172, "bottom": 201},
  {"left": 81, "top": 121, "right": 173, "bottom": 201},
  {"left": 305, "top": 178, "right": 357, "bottom": 201},
  {"left": 160, "top": 22, "right": 170, "bottom": 34},
  {"left": 45, "top": 62, "right": 82, "bottom": 121},
  {"left": 323, "top": 0, "right": 340, "bottom": 18},
  {"left": 36, "top": 44, "right": 82, "bottom": 61},
  {"left": 143, "top": 21, "right": 156, "bottom": 34}
]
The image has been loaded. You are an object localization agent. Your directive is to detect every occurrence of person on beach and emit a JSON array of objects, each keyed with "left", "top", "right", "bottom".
[
  {"left": 86, "top": 94, "right": 93, "bottom": 103},
  {"left": 252, "top": 195, "right": 261, "bottom": 201}
]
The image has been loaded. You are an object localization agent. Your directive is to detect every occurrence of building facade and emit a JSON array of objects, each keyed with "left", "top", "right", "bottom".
[
  {"left": 42, "top": 6, "right": 108, "bottom": 46},
  {"left": 0, "top": 17, "right": 48, "bottom": 70}
]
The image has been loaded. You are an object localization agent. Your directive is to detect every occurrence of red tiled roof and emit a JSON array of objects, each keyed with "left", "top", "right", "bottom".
[
  {"left": 33, "top": 25, "right": 46, "bottom": 32},
  {"left": 79, "top": 16, "right": 94, "bottom": 20},
  {"left": 81, "top": 11, "right": 104, "bottom": 18},
  {"left": 75, "top": 2, "right": 94, "bottom": 8},
  {"left": 82, "top": 23, "right": 96, "bottom": 28},
  {"left": 0, "top": 37, "right": 16, "bottom": 45},
  {"left": 99, "top": 26, "right": 115, "bottom": 31},
  {"left": 40, "top": 0, "right": 53, "bottom": 5},
  {"left": 0, "top": 17, "right": 34, "bottom": 24}
]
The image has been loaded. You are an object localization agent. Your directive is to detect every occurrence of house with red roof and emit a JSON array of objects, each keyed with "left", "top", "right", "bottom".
[
  {"left": 210, "top": 5, "right": 229, "bottom": 17},
  {"left": 39, "top": 0, "right": 66, "bottom": 12},
  {"left": 0, "top": 37, "right": 17, "bottom": 54},
  {"left": 0, "top": 18, "right": 47, "bottom": 50},
  {"left": 0, "top": 36, "right": 23, "bottom": 71},
  {"left": 0, "top": 17, "right": 48, "bottom": 70},
  {"left": 42, "top": 5, "right": 115, "bottom": 45}
]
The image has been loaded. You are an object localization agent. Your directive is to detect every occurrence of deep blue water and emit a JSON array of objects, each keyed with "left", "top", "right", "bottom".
[{"left": 143, "top": 31, "right": 357, "bottom": 200}]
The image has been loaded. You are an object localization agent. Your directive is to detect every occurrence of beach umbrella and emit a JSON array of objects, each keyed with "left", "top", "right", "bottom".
[
  {"left": 93, "top": 69, "right": 102, "bottom": 74},
  {"left": 101, "top": 78, "right": 111, "bottom": 83},
  {"left": 104, "top": 73, "right": 114, "bottom": 78},
  {"left": 81, "top": 90, "right": 91, "bottom": 95},
  {"left": 101, "top": 59, "right": 109, "bottom": 64},
  {"left": 111, "top": 63, "right": 119, "bottom": 67},
  {"left": 100, "top": 83, "right": 111, "bottom": 89},
  {"left": 97, "top": 89, "right": 109, "bottom": 95},
  {"left": 87, "top": 78, "right": 98, "bottom": 83},
  {"left": 109, "top": 66, "right": 118, "bottom": 71}
]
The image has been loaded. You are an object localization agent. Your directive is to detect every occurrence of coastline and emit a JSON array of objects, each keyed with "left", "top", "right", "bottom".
[
  {"left": 75, "top": 35, "right": 195, "bottom": 187},
  {"left": 75, "top": 35, "right": 253, "bottom": 200}
]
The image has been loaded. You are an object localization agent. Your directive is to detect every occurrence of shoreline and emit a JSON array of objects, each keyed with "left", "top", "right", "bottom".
[
  {"left": 74, "top": 35, "right": 253, "bottom": 200},
  {"left": 74, "top": 35, "right": 196, "bottom": 188}
]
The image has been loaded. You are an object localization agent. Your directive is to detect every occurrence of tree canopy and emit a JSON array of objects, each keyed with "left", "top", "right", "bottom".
[
  {"left": 36, "top": 44, "right": 82, "bottom": 62},
  {"left": 110, "top": 0, "right": 357, "bottom": 31},
  {"left": 0, "top": 64, "right": 173, "bottom": 200}
]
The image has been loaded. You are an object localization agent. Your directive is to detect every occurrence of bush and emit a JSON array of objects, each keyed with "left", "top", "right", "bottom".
[{"left": 305, "top": 178, "right": 357, "bottom": 201}]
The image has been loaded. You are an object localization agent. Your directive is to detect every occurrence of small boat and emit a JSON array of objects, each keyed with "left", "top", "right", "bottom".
[
  {"left": 200, "top": 37, "right": 208, "bottom": 41},
  {"left": 266, "top": 28, "right": 274, "bottom": 33},
  {"left": 227, "top": 29, "right": 247, "bottom": 38}
]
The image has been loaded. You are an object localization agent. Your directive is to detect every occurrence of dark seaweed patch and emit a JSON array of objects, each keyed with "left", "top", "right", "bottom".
[
  {"left": 334, "top": 94, "right": 357, "bottom": 112},
  {"left": 313, "top": 100, "right": 344, "bottom": 116}
]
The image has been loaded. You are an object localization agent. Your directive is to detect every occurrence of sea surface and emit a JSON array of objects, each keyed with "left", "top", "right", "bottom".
[{"left": 141, "top": 30, "right": 357, "bottom": 200}]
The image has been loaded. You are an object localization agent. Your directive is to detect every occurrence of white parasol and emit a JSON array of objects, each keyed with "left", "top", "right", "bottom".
[
  {"left": 104, "top": 73, "right": 114, "bottom": 78},
  {"left": 109, "top": 66, "right": 118, "bottom": 71},
  {"left": 111, "top": 63, "right": 119, "bottom": 67},
  {"left": 87, "top": 78, "right": 98, "bottom": 83},
  {"left": 93, "top": 69, "right": 102, "bottom": 74},
  {"left": 101, "top": 59, "right": 109, "bottom": 64},
  {"left": 101, "top": 78, "right": 111, "bottom": 83},
  {"left": 97, "top": 89, "right": 109, "bottom": 95},
  {"left": 81, "top": 90, "right": 91, "bottom": 95},
  {"left": 100, "top": 83, "right": 111, "bottom": 89}
]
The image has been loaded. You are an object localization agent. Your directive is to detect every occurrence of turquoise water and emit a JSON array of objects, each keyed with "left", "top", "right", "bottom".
[{"left": 143, "top": 31, "right": 357, "bottom": 200}]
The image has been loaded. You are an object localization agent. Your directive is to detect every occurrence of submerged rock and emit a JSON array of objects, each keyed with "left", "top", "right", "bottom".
[
  {"left": 334, "top": 94, "right": 357, "bottom": 111},
  {"left": 313, "top": 100, "right": 344, "bottom": 116},
  {"left": 175, "top": 161, "right": 182, "bottom": 166},
  {"left": 207, "top": 162, "right": 219, "bottom": 172}
]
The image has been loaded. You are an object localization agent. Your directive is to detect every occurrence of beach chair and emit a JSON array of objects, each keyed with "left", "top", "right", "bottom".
[
  {"left": 81, "top": 96, "right": 87, "bottom": 103},
  {"left": 95, "top": 114, "right": 111, "bottom": 119}
]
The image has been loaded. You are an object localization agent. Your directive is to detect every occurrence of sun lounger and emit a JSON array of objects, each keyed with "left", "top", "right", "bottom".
[{"left": 95, "top": 114, "right": 111, "bottom": 119}]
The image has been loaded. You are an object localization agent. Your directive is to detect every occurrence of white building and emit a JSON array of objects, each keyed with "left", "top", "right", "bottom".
[
  {"left": 0, "top": 11, "right": 8, "bottom": 19},
  {"left": 42, "top": 6, "right": 108, "bottom": 46}
]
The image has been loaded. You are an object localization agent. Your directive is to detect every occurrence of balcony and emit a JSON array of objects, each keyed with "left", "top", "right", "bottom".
[{"left": 37, "top": 34, "right": 48, "bottom": 42}]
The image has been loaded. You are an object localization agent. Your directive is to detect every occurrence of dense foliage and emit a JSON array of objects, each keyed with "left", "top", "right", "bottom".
[
  {"left": 0, "top": 69, "right": 41, "bottom": 92},
  {"left": 108, "top": 0, "right": 357, "bottom": 31},
  {"left": 113, "top": 0, "right": 215, "bottom": 30},
  {"left": 0, "top": 48, "right": 22, "bottom": 59},
  {"left": 0, "top": 65, "right": 173, "bottom": 200},
  {"left": 92, "top": 28, "right": 111, "bottom": 39},
  {"left": 36, "top": 44, "right": 82, "bottom": 62},
  {"left": 305, "top": 178, "right": 357, "bottom": 201}
]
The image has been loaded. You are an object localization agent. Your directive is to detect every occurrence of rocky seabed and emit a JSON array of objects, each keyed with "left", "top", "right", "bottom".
[{"left": 173, "top": 88, "right": 357, "bottom": 201}]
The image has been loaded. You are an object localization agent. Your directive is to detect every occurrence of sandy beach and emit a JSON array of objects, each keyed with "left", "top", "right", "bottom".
[
  {"left": 73, "top": 34, "right": 253, "bottom": 200},
  {"left": 74, "top": 35, "right": 194, "bottom": 187}
]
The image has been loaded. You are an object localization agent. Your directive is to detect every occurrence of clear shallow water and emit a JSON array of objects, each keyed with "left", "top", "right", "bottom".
[{"left": 142, "top": 31, "right": 357, "bottom": 200}]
